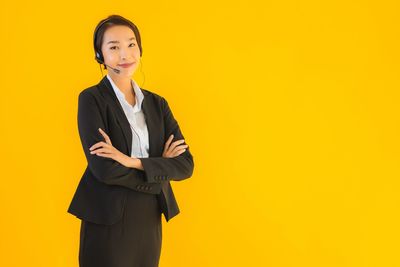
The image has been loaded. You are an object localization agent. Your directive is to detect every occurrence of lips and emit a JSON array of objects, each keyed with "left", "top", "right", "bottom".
[{"left": 118, "top": 62, "right": 135, "bottom": 68}]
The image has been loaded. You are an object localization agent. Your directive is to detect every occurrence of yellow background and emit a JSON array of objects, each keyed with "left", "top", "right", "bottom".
[{"left": 1, "top": 0, "right": 400, "bottom": 266}]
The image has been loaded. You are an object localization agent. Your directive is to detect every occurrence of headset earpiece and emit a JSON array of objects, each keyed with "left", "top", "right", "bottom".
[{"left": 95, "top": 51, "right": 103, "bottom": 64}]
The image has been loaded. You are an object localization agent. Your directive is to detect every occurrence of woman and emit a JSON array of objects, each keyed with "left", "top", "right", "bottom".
[{"left": 67, "top": 14, "right": 195, "bottom": 267}]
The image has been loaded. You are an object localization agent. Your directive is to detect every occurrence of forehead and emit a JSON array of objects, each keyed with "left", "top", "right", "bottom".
[{"left": 102, "top": 25, "right": 136, "bottom": 43}]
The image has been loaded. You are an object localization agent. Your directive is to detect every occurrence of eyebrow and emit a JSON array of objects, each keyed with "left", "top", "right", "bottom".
[{"left": 106, "top": 37, "right": 136, "bottom": 45}]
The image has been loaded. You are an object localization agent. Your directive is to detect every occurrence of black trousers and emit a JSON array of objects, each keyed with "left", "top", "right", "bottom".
[{"left": 79, "top": 189, "right": 162, "bottom": 267}]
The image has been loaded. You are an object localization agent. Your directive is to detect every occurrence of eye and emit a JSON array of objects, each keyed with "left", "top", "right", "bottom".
[
  {"left": 110, "top": 46, "right": 117, "bottom": 50},
  {"left": 129, "top": 43, "right": 136, "bottom": 47}
]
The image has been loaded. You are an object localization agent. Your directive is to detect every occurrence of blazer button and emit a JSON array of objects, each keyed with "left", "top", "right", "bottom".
[{"left": 149, "top": 186, "right": 153, "bottom": 190}]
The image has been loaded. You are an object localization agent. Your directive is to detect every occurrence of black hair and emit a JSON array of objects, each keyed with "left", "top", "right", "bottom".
[{"left": 93, "top": 14, "right": 143, "bottom": 70}]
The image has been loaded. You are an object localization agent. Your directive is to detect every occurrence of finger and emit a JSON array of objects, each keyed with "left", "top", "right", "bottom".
[
  {"left": 170, "top": 144, "right": 188, "bottom": 154},
  {"left": 171, "top": 145, "right": 187, "bottom": 155},
  {"left": 177, "top": 148, "right": 187, "bottom": 155},
  {"left": 90, "top": 141, "right": 109, "bottom": 151},
  {"left": 173, "top": 139, "right": 185, "bottom": 145},
  {"left": 99, "top": 128, "right": 112, "bottom": 145},
  {"left": 165, "top": 142, "right": 187, "bottom": 156},
  {"left": 90, "top": 148, "right": 110, "bottom": 154},
  {"left": 169, "top": 139, "right": 185, "bottom": 151},
  {"left": 90, "top": 145, "right": 114, "bottom": 154},
  {"left": 93, "top": 152, "right": 113, "bottom": 158},
  {"left": 171, "top": 148, "right": 186, "bottom": 157},
  {"left": 89, "top": 141, "right": 106, "bottom": 151},
  {"left": 164, "top": 134, "right": 174, "bottom": 150}
]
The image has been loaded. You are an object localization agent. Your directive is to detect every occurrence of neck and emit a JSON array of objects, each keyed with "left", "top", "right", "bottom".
[{"left": 108, "top": 73, "right": 133, "bottom": 94}]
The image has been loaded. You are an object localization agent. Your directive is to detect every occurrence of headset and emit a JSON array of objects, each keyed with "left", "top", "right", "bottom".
[{"left": 93, "top": 17, "right": 143, "bottom": 74}]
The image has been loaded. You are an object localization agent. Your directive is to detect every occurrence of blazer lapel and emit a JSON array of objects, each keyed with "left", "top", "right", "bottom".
[
  {"left": 141, "top": 90, "right": 162, "bottom": 157},
  {"left": 96, "top": 75, "right": 161, "bottom": 158}
]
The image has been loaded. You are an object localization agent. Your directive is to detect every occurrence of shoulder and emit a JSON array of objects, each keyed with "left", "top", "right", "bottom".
[
  {"left": 76, "top": 85, "right": 98, "bottom": 104},
  {"left": 76, "top": 85, "right": 104, "bottom": 110},
  {"left": 141, "top": 88, "right": 168, "bottom": 108},
  {"left": 78, "top": 84, "right": 109, "bottom": 104},
  {"left": 79, "top": 85, "right": 99, "bottom": 98}
]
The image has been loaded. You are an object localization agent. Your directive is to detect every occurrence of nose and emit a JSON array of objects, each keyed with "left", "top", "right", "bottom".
[
  {"left": 119, "top": 47, "right": 128, "bottom": 58},
  {"left": 119, "top": 46, "right": 132, "bottom": 60}
]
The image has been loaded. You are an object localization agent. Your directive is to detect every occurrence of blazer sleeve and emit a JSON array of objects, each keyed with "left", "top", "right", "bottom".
[
  {"left": 77, "top": 90, "right": 155, "bottom": 189},
  {"left": 138, "top": 96, "right": 195, "bottom": 183}
]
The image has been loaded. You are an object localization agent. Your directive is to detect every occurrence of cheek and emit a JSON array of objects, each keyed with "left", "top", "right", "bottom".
[
  {"left": 104, "top": 51, "right": 117, "bottom": 61},
  {"left": 134, "top": 47, "right": 141, "bottom": 56}
]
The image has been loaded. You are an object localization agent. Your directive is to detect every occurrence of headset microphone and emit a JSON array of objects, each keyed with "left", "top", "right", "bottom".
[
  {"left": 95, "top": 55, "right": 121, "bottom": 74},
  {"left": 104, "top": 63, "right": 121, "bottom": 74}
]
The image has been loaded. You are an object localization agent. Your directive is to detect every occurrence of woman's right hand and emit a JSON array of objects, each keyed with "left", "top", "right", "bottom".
[{"left": 162, "top": 134, "right": 188, "bottom": 158}]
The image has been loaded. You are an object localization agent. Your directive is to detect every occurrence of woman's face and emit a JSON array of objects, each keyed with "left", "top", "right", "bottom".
[{"left": 101, "top": 25, "right": 141, "bottom": 78}]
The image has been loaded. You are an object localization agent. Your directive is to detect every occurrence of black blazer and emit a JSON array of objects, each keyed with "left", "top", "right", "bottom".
[{"left": 67, "top": 75, "right": 194, "bottom": 225}]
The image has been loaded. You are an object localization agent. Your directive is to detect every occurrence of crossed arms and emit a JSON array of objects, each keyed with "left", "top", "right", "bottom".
[{"left": 77, "top": 90, "right": 194, "bottom": 190}]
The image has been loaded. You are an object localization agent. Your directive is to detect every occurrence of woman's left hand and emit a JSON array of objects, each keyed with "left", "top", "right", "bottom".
[{"left": 89, "top": 128, "right": 136, "bottom": 168}]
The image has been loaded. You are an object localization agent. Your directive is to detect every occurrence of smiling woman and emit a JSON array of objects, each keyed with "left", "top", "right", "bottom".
[{"left": 67, "top": 14, "right": 195, "bottom": 267}]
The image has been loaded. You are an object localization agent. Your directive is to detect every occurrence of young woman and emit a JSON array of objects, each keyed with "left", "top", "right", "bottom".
[{"left": 67, "top": 14, "right": 195, "bottom": 267}]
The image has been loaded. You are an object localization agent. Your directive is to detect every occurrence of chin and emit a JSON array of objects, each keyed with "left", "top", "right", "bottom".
[
  {"left": 127, "top": 69, "right": 138, "bottom": 76},
  {"left": 114, "top": 70, "right": 133, "bottom": 77},
  {"left": 126, "top": 69, "right": 136, "bottom": 75}
]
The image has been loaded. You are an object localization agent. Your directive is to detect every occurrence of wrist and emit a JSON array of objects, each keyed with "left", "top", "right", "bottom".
[
  {"left": 133, "top": 158, "right": 144, "bottom": 170},
  {"left": 116, "top": 153, "right": 135, "bottom": 168},
  {"left": 131, "top": 157, "right": 139, "bottom": 169}
]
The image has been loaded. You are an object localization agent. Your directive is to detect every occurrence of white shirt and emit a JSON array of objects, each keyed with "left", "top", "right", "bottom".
[{"left": 106, "top": 74, "right": 150, "bottom": 158}]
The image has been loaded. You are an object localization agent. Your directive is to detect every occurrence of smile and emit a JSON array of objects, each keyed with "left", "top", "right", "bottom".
[{"left": 118, "top": 62, "right": 135, "bottom": 68}]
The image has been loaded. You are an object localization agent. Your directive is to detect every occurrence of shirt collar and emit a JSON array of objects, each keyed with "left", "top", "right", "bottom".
[{"left": 106, "top": 74, "right": 144, "bottom": 113}]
